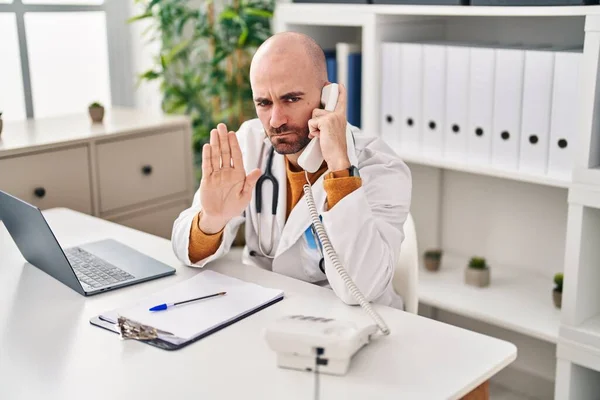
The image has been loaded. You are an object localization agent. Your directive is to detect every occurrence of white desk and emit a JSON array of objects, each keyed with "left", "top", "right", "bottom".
[{"left": 0, "top": 208, "right": 516, "bottom": 400}]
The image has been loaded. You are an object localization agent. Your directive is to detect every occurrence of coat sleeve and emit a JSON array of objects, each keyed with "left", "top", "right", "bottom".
[{"left": 320, "top": 139, "right": 412, "bottom": 305}]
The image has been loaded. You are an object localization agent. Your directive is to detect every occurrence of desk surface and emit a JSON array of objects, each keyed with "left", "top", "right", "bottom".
[{"left": 0, "top": 208, "right": 516, "bottom": 400}]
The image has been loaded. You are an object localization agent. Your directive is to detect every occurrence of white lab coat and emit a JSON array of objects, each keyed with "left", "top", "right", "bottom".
[{"left": 171, "top": 119, "right": 412, "bottom": 309}]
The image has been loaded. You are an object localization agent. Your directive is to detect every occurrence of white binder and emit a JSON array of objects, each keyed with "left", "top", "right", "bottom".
[
  {"left": 399, "top": 42, "right": 423, "bottom": 154},
  {"left": 444, "top": 44, "right": 470, "bottom": 163},
  {"left": 421, "top": 43, "right": 446, "bottom": 158},
  {"left": 380, "top": 42, "right": 402, "bottom": 148},
  {"left": 467, "top": 47, "right": 496, "bottom": 166},
  {"left": 519, "top": 49, "right": 555, "bottom": 175},
  {"left": 491, "top": 47, "right": 525, "bottom": 171},
  {"left": 548, "top": 50, "right": 582, "bottom": 180}
]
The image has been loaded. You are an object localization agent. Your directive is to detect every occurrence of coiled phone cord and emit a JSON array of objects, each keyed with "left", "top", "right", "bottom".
[{"left": 303, "top": 177, "right": 390, "bottom": 336}]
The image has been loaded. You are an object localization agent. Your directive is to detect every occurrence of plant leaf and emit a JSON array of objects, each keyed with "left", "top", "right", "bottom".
[
  {"left": 163, "top": 38, "right": 191, "bottom": 65},
  {"left": 127, "top": 11, "right": 153, "bottom": 23},
  {"left": 219, "top": 9, "right": 238, "bottom": 21},
  {"left": 244, "top": 8, "right": 273, "bottom": 18},
  {"left": 140, "top": 69, "right": 162, "bottom": 81},
  {"left": 238, "top": 19, "right": 249, "bottom": 46}
]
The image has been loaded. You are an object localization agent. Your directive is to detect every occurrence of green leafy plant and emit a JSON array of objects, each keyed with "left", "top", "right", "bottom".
[
  {"left": 468, "top": 257, "right": 488, "bottom": 270},
  {"left": 554, "top": 272, "right": 563, "bottom": 293},
  {"left": 89, "top": 102, "right": 103, "bottom": 108},
  {"left": 129, "top": 0, "right": 275, "bottom": 166}
]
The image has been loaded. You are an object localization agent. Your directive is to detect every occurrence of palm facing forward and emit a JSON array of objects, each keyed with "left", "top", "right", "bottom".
[{"left": 199, "top": 123, "right": 261, "bottom": 231}]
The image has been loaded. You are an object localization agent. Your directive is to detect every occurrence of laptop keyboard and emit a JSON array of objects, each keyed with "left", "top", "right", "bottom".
[{"left": 64, "top": 247, "right": 135, "bottom": 289}]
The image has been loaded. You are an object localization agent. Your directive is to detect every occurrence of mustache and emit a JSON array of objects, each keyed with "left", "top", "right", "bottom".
[{"left": 269, "top": 125, "right": 307, "bottom": 135}]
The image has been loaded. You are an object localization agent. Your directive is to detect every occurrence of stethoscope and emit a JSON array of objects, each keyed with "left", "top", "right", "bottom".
[
  {"left": 254, "top": 145, "right": 278, "bottom": 258},
  {"left": 252, "top": 144, "right": 326, "bottom": 273}
]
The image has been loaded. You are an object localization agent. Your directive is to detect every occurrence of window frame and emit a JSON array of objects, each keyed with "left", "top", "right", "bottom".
[{"left": 0, "top": 0, "right": 133, "bottom": 119}]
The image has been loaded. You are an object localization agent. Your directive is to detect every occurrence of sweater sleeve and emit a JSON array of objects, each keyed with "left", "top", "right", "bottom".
[
  {"left": 323, "top": 169, "right": 362, "bottom": 209},
  {"left": 188, "top": 211, "right": 224, "bottom": 264}
]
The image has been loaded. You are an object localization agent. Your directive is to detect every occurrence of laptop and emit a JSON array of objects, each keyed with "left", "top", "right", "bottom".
[{"left": 0, "top": 189, "right": 176, "bottom": 296}]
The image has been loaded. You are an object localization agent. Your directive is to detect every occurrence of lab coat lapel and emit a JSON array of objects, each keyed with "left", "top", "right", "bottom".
[{"left": 248, "top": 138, "right": 265, "bottom": 242}]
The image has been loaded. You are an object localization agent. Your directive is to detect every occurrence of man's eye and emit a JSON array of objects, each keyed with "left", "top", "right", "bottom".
[
  {"left": 257, "top": 101, "right": 270, "bottom": 107},
  {"left": 287, "top": 97, "right": 300, "bottom": 103}
]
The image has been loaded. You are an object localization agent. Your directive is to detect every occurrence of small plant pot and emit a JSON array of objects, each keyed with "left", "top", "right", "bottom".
[
  {"left": 465, "top": 267, "right": 490, "bottom": 287},
  {"left": 424, "top": 257, "right": 441, "bottom": 272},
  {"left": 553, "top": 289, "right": 562, "bottom": 309},
  {"left": 88, "top": 106, "right": 105, "bottom": 123}
]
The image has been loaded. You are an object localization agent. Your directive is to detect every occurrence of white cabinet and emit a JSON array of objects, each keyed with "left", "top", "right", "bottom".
[
  {"left": 106, "top": 199, "right": 191, "bottom": 240},
  {"left": 0, "top": 145, "right": 93, "bottom": 214},
  {"left": 273, "top": 4, "right": 600, "bottom": 399},
  {"left": 95, "top": 129, "right": 188, "bottom": 214},
  {"left": 0, "top": 108, "right": 195, "bottom": 239}
]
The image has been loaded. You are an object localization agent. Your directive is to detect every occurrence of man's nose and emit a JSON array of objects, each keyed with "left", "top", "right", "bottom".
[{"left": 269, "top": 103, "right": 287, "bottom": 129}]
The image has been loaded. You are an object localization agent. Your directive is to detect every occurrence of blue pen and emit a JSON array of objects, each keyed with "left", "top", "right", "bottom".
[{"left": 149, "top": 291, "right": 226, "bottom": 311}]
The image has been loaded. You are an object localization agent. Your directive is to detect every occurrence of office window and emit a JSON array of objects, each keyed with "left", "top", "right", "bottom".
[
  {"left": 0, "top": 14, "right": 27, "bottom": 121},
  {"left": 0, "top": 0, "right": 131, "bottom": 121},
  {"left": 26, "top": 12, "right": 111, "bottom": 118}
]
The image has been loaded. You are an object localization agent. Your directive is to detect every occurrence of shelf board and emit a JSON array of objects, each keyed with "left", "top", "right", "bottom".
[
  {"left": 394, "top": 149, "right": 570, "bottom": 188},
  {"left": 418, "top": 253, "right": 561, "bottom": 343},
  {"left": 573, "top": 166, "right": 600, "bottom": 186},
  {"left": 568, "top": 167, "right": 600, "bottom": 207},
  {"left": 275, "top": 3, "right": 600, "bottom": 22},
  {"left": 560, "top": 315, "right": 600, "bottom": 354},
  {"left": 568, "top": 183, "right": 600, "bottom": 209},
  {"left": 557, "top": 339, "right": 600, "bottom": 373}
]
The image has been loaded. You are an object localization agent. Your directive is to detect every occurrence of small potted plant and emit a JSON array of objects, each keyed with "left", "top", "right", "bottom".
[
  {"left": 0, "top": 111, "right": 3, "bottom": 136},
  {"left": 465, "top": 256, "right": 490, "bottom": 287},
  {"left": 88, "top": 101, "right": 105, "bottom": 123},
  {"left": 424, "top": 249, "right": 443, "bottom": 272},
  {"left": 553, "top": 272, "right": 563, "bottom": 309}
]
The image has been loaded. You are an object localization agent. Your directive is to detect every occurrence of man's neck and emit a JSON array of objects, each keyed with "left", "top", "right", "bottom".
[{"left": 285, "top": 153, "right": 303, "bottom": 172}]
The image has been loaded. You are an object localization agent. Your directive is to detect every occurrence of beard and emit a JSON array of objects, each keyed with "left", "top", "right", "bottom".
[{"left": 267, "top": 124, "right": 311, "bottom": 155}]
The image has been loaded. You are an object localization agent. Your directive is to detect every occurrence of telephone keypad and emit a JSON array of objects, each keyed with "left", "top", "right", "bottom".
[{"left": 288, "top": 315, "right": 334, "bottom": 323}]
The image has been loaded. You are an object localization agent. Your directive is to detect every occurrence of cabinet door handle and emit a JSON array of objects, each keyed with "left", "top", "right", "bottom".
[
  {"left": 34, "top": 187, "right": 46, "bottom": 198},
  {"left": 141, "top": 165, "right": 153, "bottom": 176}
]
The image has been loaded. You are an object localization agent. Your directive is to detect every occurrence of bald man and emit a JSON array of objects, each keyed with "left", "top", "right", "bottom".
[{"left": 171, "top": 32, "right": 412, "bottom": 310}]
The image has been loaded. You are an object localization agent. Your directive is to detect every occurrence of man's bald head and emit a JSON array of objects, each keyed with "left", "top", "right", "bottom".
[
  {"left": 249, "top": 32, "right": 331, "bottom": 156},
  {"left": 250, "top": 32, "right": 328, "bottom": 88}
]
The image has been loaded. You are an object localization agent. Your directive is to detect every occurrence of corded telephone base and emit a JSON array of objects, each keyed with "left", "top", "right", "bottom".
[
  {"left": 275, "top": 352, "right": 351, "bottom": 375},
  {"left": 265, "top": 315, "right": 378, "bottom": 376}
]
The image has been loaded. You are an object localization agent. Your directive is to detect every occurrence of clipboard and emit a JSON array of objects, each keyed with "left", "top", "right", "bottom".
[
  {"left": 89, "top": 270, "right": 285, "bottom": 350},
  {"left": 89, "top": 296, "right": 283, "bottom": 350}
]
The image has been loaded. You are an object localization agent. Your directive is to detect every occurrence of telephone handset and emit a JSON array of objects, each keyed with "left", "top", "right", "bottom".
[
  {"left": 265, "top": 83, "right": 391, "bottom": 377},
  {"left": 297, "top": 83, "right": 339, "bottom": 173}
]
